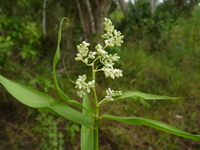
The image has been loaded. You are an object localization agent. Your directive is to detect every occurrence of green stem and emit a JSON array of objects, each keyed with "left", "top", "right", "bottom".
[
  {"left": 91, "top": 63, "right": 99, "bottom": 150},
  {"left": 94, "top": 117, "right": 99, "bottom": 150}
]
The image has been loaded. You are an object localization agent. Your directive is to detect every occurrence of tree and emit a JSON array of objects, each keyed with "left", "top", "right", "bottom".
[
  {"left": 118, "top": 0, "right": 128, "bottom": 15},
  {"left": 149, "top": 0, "right": 158, "bottom": 14},
  {"left": 42, "top": 0, "right": 47, "bottom": 37},
  {"left": 173, "top": 0, "right": 200, "bottom": 13},
  {"left": 74, "top": 0, "right": 117, "bottom": 42}
]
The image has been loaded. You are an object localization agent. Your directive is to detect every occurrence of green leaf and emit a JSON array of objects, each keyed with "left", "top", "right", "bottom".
[
  {"left": 81, "top": 93, "right": 94, "bottom": 150},
  {"left": 53, "top": 17, "right": 83, "bottom": 109},
  {"left": 0, "top": 75, "right": 93, "bottom": 128},
  {"left": 101, "top": 114, "right": 200, "bottom": 141},
  {"left": 115, "top": 90, "right": 180, "bottom": 101},
  {"left": 101, "top": 90, "right": 180, "bottom": 104}
]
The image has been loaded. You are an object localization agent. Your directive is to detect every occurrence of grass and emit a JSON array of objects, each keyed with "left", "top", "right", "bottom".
[{"left": 97, "top": 31, "right": 200, "bottom": 148}]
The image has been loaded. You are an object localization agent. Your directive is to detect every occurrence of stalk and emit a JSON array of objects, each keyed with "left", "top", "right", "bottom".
[
  {"left": 94, "top": 117, "right": 99, "bottom": 150},
  {"left": 91, "top": 63, "right": 99, "bottom": 150}
]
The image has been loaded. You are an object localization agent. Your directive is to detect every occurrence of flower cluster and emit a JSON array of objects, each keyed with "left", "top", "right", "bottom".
[
  {"left": 102, "top": 88, "right": 122, "bottom": 101},
  {"left": 102, "top": 18, "right": 124, "bottom": 47},
  {"left": 75, "top": 74, "right": 95, "bottom": 97},
  {"left": 75, "top": 41, "right": 96, "bottom": 65},
  {"left": 74, "top": 18, "right": 124, "bottom": 99},
  {"left": 95, "top": 18, "right": 124, "bottom": 79},
  {"left": 100, "top": 53, "right": 122, "bottom": 79}
]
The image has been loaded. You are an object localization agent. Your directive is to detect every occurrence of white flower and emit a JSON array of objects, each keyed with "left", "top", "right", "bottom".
[
  {"left": 76, "top": 91, "right": 85, "bottom": 98},
  {"left": 102, "top": 18, "right": 124, "bottom": 47},
  {"left": 83, "top": 58, "right": 88, "bottom": 64},
  {"left": 75, "top": 74, "right": 95, "bottom": 97},
  {"left": 102, "top": 67, "right": 123, "bottom": 79},
  {"left": 100, "top": 52, "right": 123, "bottom": 79},
  {"left": 111, "top": 53, "right": 120, "bottom": 62},
  {"left": 88, "top": 51, "right": 96, "bottom": 59},
  {"left": 105, "top": 38, "right": 115, "bottom": 47},
  {"left": 103, "top": 18, "right": 114, "bottom": 33},
  {"left": 102, "top": 18, "right": 115, "bottom": 47},
  {"left": 75, "top": 41, "right": 90, "bottom": 61},
  {"left": 95, "top": 44, "right": 107, "bottom": 55},
  {"left": 113, "top": 30, "right": 124, "bottom": 46},
  {"left": 77, "top": 41, "right": 90, "bottom": 56},
  {"left": 102, "top": 88, "right": 122, "bottom": 101},
  {"left": 75, "top": 53, "right": 82, "bottom": 61},
  {"left": 113, "top": 69, "right": 123, "bottom": 78},
  {"left": 74, "top": 18, "right": 124, "bottom": 98},
  {"left": 75, "top": 75, "right": 87, "bottom": 90}
]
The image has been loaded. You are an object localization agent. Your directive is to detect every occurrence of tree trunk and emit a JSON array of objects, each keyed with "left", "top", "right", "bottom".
[
  {"left": 149, "top": 0, "right": 158, "bottom": 14},
  {"left": 118, "top": 0, "right": 128, "bottom": 16},
  {"left": 75, "top": 0, "right": 113, "bottom": 42},
  {"left": 75, "top": 0, "right": 89, "bottom": 41},
  {"left": 94, "top": 0, "right": 112, "bottom": 35},
  {"left": 173, "top": 0, "right": 186, "bottom": 12},
  {"left": 42, "top": 0, "right": 47, "bottom": 37},
  {"left": 85, "top": 0, "right": 96, "bottom": 34},
  {"left": 189, "top": 0, "right": 199, "bottom": 10}
]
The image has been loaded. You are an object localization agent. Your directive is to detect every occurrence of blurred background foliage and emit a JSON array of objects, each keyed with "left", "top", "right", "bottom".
[{"left": 0, "top": 0, "right": 200, "bottom": 149}]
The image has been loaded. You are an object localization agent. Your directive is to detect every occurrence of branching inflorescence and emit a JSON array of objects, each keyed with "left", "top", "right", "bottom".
[{"left": 74, "top": 18, "right": 124, "bottom": 104}]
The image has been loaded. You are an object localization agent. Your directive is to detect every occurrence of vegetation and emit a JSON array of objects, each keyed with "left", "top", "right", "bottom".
[{"left": 0, "top": 0, "right": 200, "bottom": 149}]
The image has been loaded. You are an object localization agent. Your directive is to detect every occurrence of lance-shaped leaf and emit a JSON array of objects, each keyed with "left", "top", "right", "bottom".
[
  {"left": 101, "top": 90, "right": 181, "bottom": 104},
  {"left": 102, "top": 91, "right": 180, "bottom": 103},
  {"left": 53, "top": 17, "right": 83, "bottom": 109},
  {"left": 114, "top": 91, "right": 181, "bottom": 101},
  {"left": 0, "top": 75, "right": 93, "bottom": 128},
  {"left": 81, "top": 93, "right": 94, "bottom": 150},
  {"left": 101, "top": 114, "right": 200, "bottom": 141}
]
